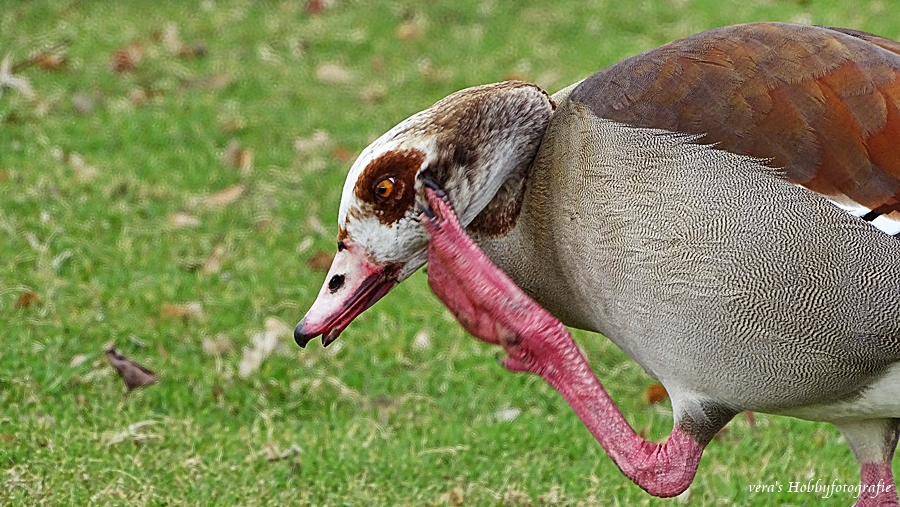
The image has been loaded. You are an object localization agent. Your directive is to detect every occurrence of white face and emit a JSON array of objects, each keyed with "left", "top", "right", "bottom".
[{"left": 336, "top": 110, "right": 439, "bottom": 274}]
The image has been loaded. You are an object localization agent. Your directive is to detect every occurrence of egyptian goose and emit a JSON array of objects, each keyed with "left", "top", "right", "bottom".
[{"left": 295, "top": 23, "right": 900, "bottom": 506}]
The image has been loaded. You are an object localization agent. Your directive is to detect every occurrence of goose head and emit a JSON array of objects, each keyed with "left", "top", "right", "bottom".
[{"left": 295, "top": 81, "right": 554, "bottom": 347}]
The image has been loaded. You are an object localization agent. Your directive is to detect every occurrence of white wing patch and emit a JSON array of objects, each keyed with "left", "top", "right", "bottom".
[{"left": 804, "top": 185, "right": 900, "bottom": 236}]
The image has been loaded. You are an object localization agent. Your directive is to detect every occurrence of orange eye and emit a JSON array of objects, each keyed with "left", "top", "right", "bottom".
[{"left": 375, "top": 178, "right": 395, "bottom": 199}]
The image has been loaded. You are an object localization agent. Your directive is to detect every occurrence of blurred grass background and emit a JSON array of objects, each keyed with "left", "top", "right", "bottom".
[{"left": 2, "top": 1, "right": 899, "bottom": 505}]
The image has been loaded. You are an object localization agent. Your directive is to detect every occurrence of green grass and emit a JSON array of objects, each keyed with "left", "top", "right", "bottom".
[{"left": 2, "top": 1, "right": 899, "bottom": 505}]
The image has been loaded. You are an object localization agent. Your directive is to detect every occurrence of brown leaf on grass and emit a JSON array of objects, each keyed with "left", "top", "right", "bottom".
[
  {"left": 105, "top": 347, "right": 158, "bottom": 391},
  {"left": 743, "top": 410, "right": 758, "bottom": 430},
  {"left": 397, "top": 16, "right": 427, "bottom": 40},
  {"left": 15, "top": 291, "right": 41, "bottom": 308},
  {"left": 75, "top": 394, "right": 88, "bottom": 407},
  {"left": 160, "top": 302, "right": 204, "bottom": 321},
  {"left": 643, "top": 383, "right": 669, "bottom": 404},
  {"left": 201, "top": 245, "right": 225, "bottom": 274},
  {"left": 262, "top": 443, "right": 302, "bottom": 462},
  {"left": 160, "top": 23, "right": 207, "bottom": 59},
  {"left": 254, "top": 216, "right": 273, "bottom": 231},
  {"left": 238, "top": 323, "right": 285, "bottom": 377},
  {"left": 201, "top": 184, "right": 245, "bottom": 208},
  {"left": 181, "top": 73, "right": 232, "bottom": 92},
  {"left": 168, "top": 213, "right": 200, "bottom": 228},
  {"left": 713, "top": 425, "right": 730, "bottom": 441},
  {"left": 360, "top": 84, "right": 387, "bottom": 105},
  {"left": 331, "top": 146, "right": 353, "bottom": 163},
  {"left": 306, "top": 0, "right": 336, "bottom": 15},
  {"left": 178, "top": 43, "right": 207, "bottom": 59},
  {"left": 537, "top": 486, "right": 562, "bottom": 505},
  {"left": 315, "top": 62, "right": 353, "bottom": 84},
  {"left": 293, "top": 130, "right": 332, "bottom": 154},
  {"left": 104, "top": 420, "right": 160, "bottom": 445},
  {"left": 265, "top": 317, "right": 293, "bottom": 338},
  {"left": 0, "top": 434, "right": 13, "bottom": 444},
  {"left": 438, "top": 486, "right": 465, "bottom": 506},
  {"left": 128, "top": 87, "right": 149, "bottom": 107},
  {"left": 503, "top": 490, "right": 532, "bottom": 506},
  {"left": 72, "top": 92, "right": 98, "bottom": 115},
  {"left": 68, "top": 152, "right": 99, "bottom": 182},
  {"left": 202, "top": 334, "right": 234, "bottom": 356},
  {"left": 222, "top": 140, "right": 253, "bottom": 174},
  {"left": 162, "top": 23, "right": 183, "bottom": 53},
  {"left": 306, "top": 251, "right": 334, "bottom": 272},
  {"left": 110, "top": 42, "right": 142, "bottom": 73},
  {"left": 33, "top": 50, "right": 67, "bottom": 71}
]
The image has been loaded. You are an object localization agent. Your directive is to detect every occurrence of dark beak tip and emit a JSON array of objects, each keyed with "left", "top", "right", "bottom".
[{"left": 294, "top": 322, "right": 313, "bottom": 348}]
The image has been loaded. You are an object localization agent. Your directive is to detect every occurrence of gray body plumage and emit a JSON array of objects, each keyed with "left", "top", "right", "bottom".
[{"left": 475, "top": 89, "right": 900, "bottom": 424}]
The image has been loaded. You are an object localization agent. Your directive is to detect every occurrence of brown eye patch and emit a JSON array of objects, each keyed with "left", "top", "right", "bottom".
[{"left": 354, "top": 149, "right": 424, "bottom": 225}]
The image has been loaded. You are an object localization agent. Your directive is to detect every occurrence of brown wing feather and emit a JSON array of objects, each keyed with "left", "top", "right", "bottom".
[{"left": 569, "top": 22, "right": 900, "bottom": 220}]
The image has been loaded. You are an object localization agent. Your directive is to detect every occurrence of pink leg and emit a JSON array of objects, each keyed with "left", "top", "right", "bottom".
[
  {"left": 419, "top": 188, "right": 705, "bottom": 497},
  {"left": 856, "top": 463, "right": 898, "bottom": 507}
]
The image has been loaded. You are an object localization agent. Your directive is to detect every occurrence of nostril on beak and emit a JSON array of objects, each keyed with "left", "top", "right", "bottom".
[{"left": 328, "top": 274, "right": 345, "bottom": 293}]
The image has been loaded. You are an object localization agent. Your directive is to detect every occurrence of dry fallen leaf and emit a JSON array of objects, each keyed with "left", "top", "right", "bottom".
[
  {"left": 643, "top": 383, "right": 669, "bottom": 404},
  {"left": 128, "top": 87, "right": 149, "bottom": 107},
  {"left": 201, "top": 245, "right": 225, "bottom": 274},
  {"left": 306, "top": 0, "right": 336, "bottom": 15},
  {"left": 449, "top": 487, "right": 466, "bottom": 506},
  {"left": 162, "top": 23, "right": 183, "bottom": 53},
  {"left": 72, "top": 92, "right": 98, "bottom": 115},
  {"left": 222, "top": 140, "right": 253, "bottom": 174},
  {"left": 743, "top": 410, "right": 758, "bottom": 430},
  {"left": 16, "top": 290, "right": 41, "bottom": 308},
  {"left": 68, "top": 152, "right": 99, "bottom": 182},
  {"left": 178, "top": 42, "right": 207, "bottom": 59},
  {"left": 69, "top": 354, "right": 89, "bottom": 368},
  {"left": 264, "top": 317, "right": 293, "bottom": 338},
  {"left": 293, "top": 130, "right": 332, "bottom": 154},
  {"left": 201, "top": 184, "right": 245, "bottom": 208},
  {"left": 331, "top": 146, "right": 353, "bottom": 163},
  {"left": 202, "top": 334, "right": 234, "bottom": 356},
  {"left": 262, "top": 442, "right": 302, "bottom": 462},
  {"left": 494, "top": 407, "right": 521, "bottom": 422},
  {"left": 315, "top": 62, "right": 353, "bottom": 84},
  {"left": 397, "top": 16, "right": 427, "bottom": 40},
  {"left": 239, "top": 328, "right": 282, "bottom": 378},
  {"left": 160, "top": 302, "right": 204, "bottom": 321},
  {"left": 1, "top": 434, "right": 14, "bottom": 445},
  {"left": 168, "top": 213, "right": 200, "bottom": 228},
  {"left": 412, "top": 330, "right": 431, "bottom": 351},
  {"left": 0, "top": 54, "right": 34, "bottom": 99},
  {"left": 536, "top": 487, "right": 561, "bottom": 505},
  {"left": 110, "top": 42, "right": 142, "bottom": 73},
  {"left": 15, "top": 291, "right": 40, "bottom": 308},
  {"left": 104, "top": 420, "right": 160, "bottom": 446},
  {"left": 306, "top": 251, "right": 334, "bottom": 272},
  {"left": 181, "top": 73, "right": 232, "bottom": 92},
  {"left": 33, "top": 50, "right": 67, "bottom": 71},
  {"left": 105, "top": 347, "right": 158, "bottom": 391},
  {"left": 254, "top": 216, "right": 273, "bottom": 231},
  {"left": 503, "top": 490, "right": 532, "bottom": 506},
  {"left": 713, "top": 425, "right": 730, "bottom": 441}
]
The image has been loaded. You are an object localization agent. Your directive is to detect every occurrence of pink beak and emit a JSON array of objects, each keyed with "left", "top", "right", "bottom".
[{"left": 294, "top": 240, "right": 400, "bottom": 347}]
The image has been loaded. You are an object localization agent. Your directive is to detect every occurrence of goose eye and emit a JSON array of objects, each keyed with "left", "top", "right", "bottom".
[{"left": 374, "top": 178, "right": 395, "bottom": 200}]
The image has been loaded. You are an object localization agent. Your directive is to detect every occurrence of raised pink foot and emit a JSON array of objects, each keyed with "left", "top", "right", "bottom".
[
  {"left": 855, "top": 463, "right": 898, "bottom": 506},
  {"left": 418, "top": 187, "right": 705, "bottom": 497}
]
